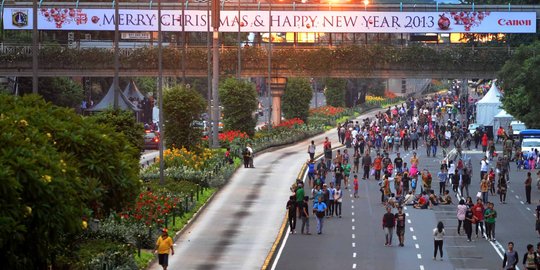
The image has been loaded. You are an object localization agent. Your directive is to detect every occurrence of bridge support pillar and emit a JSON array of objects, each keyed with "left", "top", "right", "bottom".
[{"left": 270, "top": 77, "right": 287, "bottom": 126}]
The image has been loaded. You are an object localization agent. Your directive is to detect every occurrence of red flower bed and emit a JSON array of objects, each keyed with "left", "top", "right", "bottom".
[
  {"left": 120, "top": 191, "right": 182, "bottom": 226},
  {"left": 218, "top": 130, "right": 249, "bottom": 143},
  {"left": 309, "top": 106, "right": 345, "bottom": 116},
  {"left": 275, "top": 118, "right": 305, "bottom": 129}
]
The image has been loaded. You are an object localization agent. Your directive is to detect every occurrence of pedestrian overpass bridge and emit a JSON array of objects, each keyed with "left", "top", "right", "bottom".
[{"left": 0, "top": 44, "right": 506, "bottom": 78}]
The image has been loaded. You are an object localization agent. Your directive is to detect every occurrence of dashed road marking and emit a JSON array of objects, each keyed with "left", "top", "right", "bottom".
[
  {"left": 516, "top": 195, "right": 520, "bottom": 199},
  {"left": 410, "top": 227, "right": 414, "bottom": 232},
  {"left": 415, "top": 244, "right": 419, "bottom": 249},
  {"left": 412, "top": 235, "right": 417, "bottom": 240},
  {"left": 404, "top": 206, "right": 408, "bottom": 210},
  {"left": 352, "top": 242, "right": 356, "bottom": 247},
  {"left": 352, "top": 212, "right": 355, "bottom": 216},
  {"left": 407, "top": 219, "right": 412, "bottom": 224},
  {"left": 353, "top": 252, "right": 357, "bottom": 258},
  {"left": 352, "top": 234, "right": 355, "bottom": 239},
  {"left": 417, "top": 254, "right": 422, "bottom": 259},
  {"left": 521, "top": 201, "right": 525, "bottom": 205},
  {"left": 353, "top": 263, "right": 357, "bottom": 269},
  {"left": 406, "top": 213, "right": 410, "bottom": 217},
  {"left": 527, "top": 207, "right": 531, "bottom": 211},
  {"left": 351, "top": 199, "right": 354, "bottom": 203},
  {"left": 420, "top": 265, "right": 425, "bottom": 270},
  {"left": 352, "top": 218, "right": 355, "bottom": 223},
  {"left": 352, "top": 225, "right": 355, "bottom": 230},
  {"left": 351, "top": 205, "right": 355, "bottom": 209}
]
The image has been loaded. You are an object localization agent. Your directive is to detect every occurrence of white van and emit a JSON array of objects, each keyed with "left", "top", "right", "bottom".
[
  {"left": 510, "top": 121, "right": 526, "bottom": 138},
  {"left": 521, "top": 138, "right": 540, "bottom": 154}
]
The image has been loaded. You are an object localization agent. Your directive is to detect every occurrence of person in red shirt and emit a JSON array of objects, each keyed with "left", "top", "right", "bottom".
[
  {"left": 472, "top": 198, "right": 485, "bottom": 238},
  {"left": 481, "top": 133, "right": 489, "bottom": 154},
  {"left": 373, "top": 153, "right": 383, "bottom": 181}
]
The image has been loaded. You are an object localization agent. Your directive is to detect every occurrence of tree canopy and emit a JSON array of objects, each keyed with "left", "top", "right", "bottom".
[
  {"left": 163, "top": 84, "right": 207, "bottom": 149},
  {"left": 219, "top": 78, "right": 258, "bottom": 136},
  {"left": 0, "top": 94, "right": 140, "bottom": 268},
  {"left": 282, "top": 78, "right": 313, "bottom": 122},
  {"left": 324, "top": 78, "right": 347, "bottom": 107},
  {"left": 498, "top": 41, "right": 540, "bottom": 128}
]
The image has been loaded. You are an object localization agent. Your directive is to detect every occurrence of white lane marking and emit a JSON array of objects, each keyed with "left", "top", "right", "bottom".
[
  {"left": 350, "top": 194, "right": 353, "bottom": 198},
  {"left": 410, "top": 227, "right": 414, "bottom": 232},
  {"left": 516, "top": 195, "right": 520, "bottom": 199},
  {"left": 521, "top": 201, "right": 525, "bottom": 205},
  {"left": 406, "top": 213, "right": 410, "bottom": 217},
  {"left": 412, "top": 235, "right": 417, "bottom": 240},
  {"left": 415, "top": 244, "right": 419, "bottom": 249},
  {"left": 351, "top": 199, "right": 354, "bottom": 203},
  {"left": 511, "top": 190, "right": 514, "bottom": 193},
  {"left": 527, "top": 207, "right": 531, "bottom": 211},
  {"left": 353, "top": 263, "right": 357, "bottom": 269},
  {"left": 351, "top": 205, "right": 355, "bottom": 209},
  {"left": 352, "top": 218, "right": 355, "bottom": 223},
  {"left": 352, "top": 212, "right": 355, "bottom": 216},
  {"left": 353, "top": 252, "right": 357, "bottom": 258},
  {"left": 352, "top": 225, "right": 355, "bottom": 230},
  {"left": 407, "top": 219, "right": 412, "bottom": 224},
  {"left": 352, "top": 242, "right": 356, "bottom": 247},
  {"left": 352, "top": 234, "right": 355, "bottom": 239},
  {"left": 420, "top": 265, "right": 425, "bottom": 270},
  {"left": 417, "top": 254, "right": 422, "bottom": 259},
  {"left": 404, "top": 206, "right": 408, "bottom": 210}
]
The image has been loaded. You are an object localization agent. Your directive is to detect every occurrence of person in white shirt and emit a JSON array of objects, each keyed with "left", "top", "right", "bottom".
[
  {"left": 433, "top": 221, "right": 445, "bottom": 260},
  {"left": 480, "top": 156, "right": 489, "bottom": 181},
  {"left": 334, "top": 185, "right": 343, "bottom": 218}
]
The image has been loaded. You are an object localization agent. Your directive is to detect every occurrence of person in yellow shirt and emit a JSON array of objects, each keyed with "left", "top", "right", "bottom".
[{"left": 154, "top": 228, "right": 174, "bottom": 270}]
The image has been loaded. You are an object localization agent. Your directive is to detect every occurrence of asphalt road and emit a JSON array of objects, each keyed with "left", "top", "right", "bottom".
[{"left": 274, "top": 141, "right": 539, "bottom": 270}]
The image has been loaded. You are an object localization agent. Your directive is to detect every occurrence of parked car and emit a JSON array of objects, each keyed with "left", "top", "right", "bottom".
[{"left": 144, "top": 130, "right": 160, "bottom": 150}]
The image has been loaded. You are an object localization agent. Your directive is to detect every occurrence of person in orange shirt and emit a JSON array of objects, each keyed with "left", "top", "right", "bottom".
[
  {"left": 373, "top": 153, "right": 383, "bottom": 181},
  {"left": 154, "top": 228, "right": 175, "bottom": 270}
]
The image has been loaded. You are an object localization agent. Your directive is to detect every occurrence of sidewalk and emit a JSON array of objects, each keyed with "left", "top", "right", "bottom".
[{"left": 149, "top": 109, "right": 381, "bottom": 270}]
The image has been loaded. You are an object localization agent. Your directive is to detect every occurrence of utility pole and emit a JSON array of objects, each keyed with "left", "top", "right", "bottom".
[
  {"left": 181, "top": 0, "right": 186, "bottom": 83},
  {"left": 206, "top": 0, "right": 212, "bottom": 146},
  {"left": 113, "top": 0, "right": 120, "bottom": 109},
  {"left": 158, "top": 0, "right": 165, "bottom": 185},
  {"left": 32, "top": 0, "right": 38, "bottom": 94},
  {"left": 237, "top": 0, "right": 241, "bottom": 78},
  {"left": 266, "top": 3, "right": 272, "bottom": 128},
  {"left": 211, "top": 0, "right": 220, "bottom": 148}
]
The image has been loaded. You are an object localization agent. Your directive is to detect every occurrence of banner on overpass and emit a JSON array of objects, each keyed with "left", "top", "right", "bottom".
[{"left": 3, "top": 8, "right": 536, "bottom": 33}]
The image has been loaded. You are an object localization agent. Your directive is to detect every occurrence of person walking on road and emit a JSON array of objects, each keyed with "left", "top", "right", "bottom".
[
  {"left": 464, "top": 207, "right": 474, "bottom": 242},
  {"left": 484, "top": 202, "right": 497, "bottom": 241},
  {"left": 308, "top": 140, "right": 316, "bottom": 160},
  {"left": 383, "top": 207, "right": 396, "bottom": 246},
  {"left": 480, "top": 156, "right": 489, "bottom": 181},
  {"left": 362, "top": 152, "right": 372, "bottom": 180},
  {"left": 323, "top": 137, "right": 332, "bottom": 170},
  {"left": 154, "top": 228, "right": 175, "bottom": 270},
  {"left": 480, "top": 175, "right": 490, "bottom": 205},
  {"left": 457, "top": 199, "right": 467, "bottom": 235},
  {"left": 395, "top": 206, "right": 406, "bottom": 247},
  {"left": 334, "top": 184, "right": 343, "bottom": 218},
  {"left": 286, "top": 195, "right": 297, "bottom": 234},
  {"left": 300, "top": 196, "right": 311, "bottom": 235},
  {"left": 498, "top": 173, "right": 508, "bottom": 204},
  {"left": 522, "top": 244, "right": 538, "bottom": 270},
  {"left": 525, "top": 171, "right": 533, "bottom": 204},
  {"left": 433, "top": 221, "right": 445, "bottom": 261},
  {"left": 502, "top": 242, "right": 519, "bottom": 270},
  {"left": 314, "top": 196, "right": 327, "bottom": 235},
  {"left": 472, "top": 198, "right": 485, "bottom": 238},
  {"left": 438, "top": 168, "right": 448, "bottom": 195}
]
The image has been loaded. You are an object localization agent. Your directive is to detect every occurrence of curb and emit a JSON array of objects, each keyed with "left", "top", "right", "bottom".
[{"left": 147, "top": 188, "right": 219, "bottom": 269}]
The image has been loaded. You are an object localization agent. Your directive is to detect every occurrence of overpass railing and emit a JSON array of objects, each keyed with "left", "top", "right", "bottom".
[{"left": 0, "top": 43, "right": 512, "bottom": 75}]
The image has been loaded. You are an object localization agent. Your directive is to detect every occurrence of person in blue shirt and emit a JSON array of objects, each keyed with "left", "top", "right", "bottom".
[
  {"left": 313, "top": 196, "right": 327, "bottom": 235},
  {"left": 307, "top": 159, "right": 316, "bottom": 187}
]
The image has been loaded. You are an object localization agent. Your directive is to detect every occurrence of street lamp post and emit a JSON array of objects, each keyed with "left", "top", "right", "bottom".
[
  {"left": 237, "top": 0, "right": 241, "bottom": 78},
  {"left": 32, "top": 0, "right": 38, "bottom": 94},
  {"left": 158, "top": 0, "right": 165, "bottom": 185},
  {"left": 206, "top": 0, "right": 213, "bottom": 146},
  {"left": 181, "top": 0, "right": 186, "bottom": 83},
  {"left": 211, "top": 0, "right": 220, "bottom": 148},
  {"left": 113, "top": 0, "right": 120, "bottom": 109},
  {"left": 266, "top": 1, "right": 272, "bottom": 128}
]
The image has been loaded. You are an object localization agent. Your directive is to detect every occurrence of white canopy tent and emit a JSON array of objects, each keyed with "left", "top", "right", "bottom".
[
  {"left": 493, "top": 109, "right": 513, "bottom": 135},
  {"left": 476, "top": 81, "right": 502, "bottom": 126}
]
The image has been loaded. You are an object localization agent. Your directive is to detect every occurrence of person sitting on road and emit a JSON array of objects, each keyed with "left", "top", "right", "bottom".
[
  {"left": 403, "top": 191, "right": 416, "bottom": 205},
  {"left": 414, "top": 191, "right": 431, "bottom": 209},
  {"left": 439, "top": 190, "right": 453, "bottom": 205},
  {"left": 429, "top": 190, "right": 440, "bottom": 207}
]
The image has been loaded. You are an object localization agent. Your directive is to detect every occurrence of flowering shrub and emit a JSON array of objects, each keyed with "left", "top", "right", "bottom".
[
  {"left": 218, "top": 130, "right": 249, "bottom": 142},
  {"left": 384, "top": 90, "right": 398, "bottom": 98},
  {"left": 275, "top": 118, "right": 305, "bottom": 129},
  {"left": 365, "top": 95, "right": 385, "bottom": 102},
  {"left": 161, "top": 147, "right": 216, "bottom": 170},
  {"left": 120, "top": 191, "right": 183, "bottom": 227},
  {"left": 309, "top": 106, "right": 345, "bottom": 116}
]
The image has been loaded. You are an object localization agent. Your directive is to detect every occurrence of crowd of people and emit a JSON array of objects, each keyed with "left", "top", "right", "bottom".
[{"left": 284, "top": 88, "right": 540, "bottom": 268}]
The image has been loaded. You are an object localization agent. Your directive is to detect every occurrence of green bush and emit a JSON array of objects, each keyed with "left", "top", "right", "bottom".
[
  {"left": 282, "top": 78, "right": 313, "bottom": 122},
  {"left": 0, "top": 94, "right": 140, "bottom": 268},
  {"left": 163, "top": 84, "right": 206, "bottom": 150},
  {"left": 324, "top": 78, "right": 347, "bottom": 107},
  {"left": 90, "top": 109, "right": 145, "bottom": 156},
  {"left": 219, "top": 78, "right": 258, "bottom": 137}
]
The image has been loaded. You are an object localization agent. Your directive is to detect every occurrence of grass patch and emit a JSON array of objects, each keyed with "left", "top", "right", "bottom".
[{"left": 135, "top": 250, "right": 154, "bottom": 269}]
